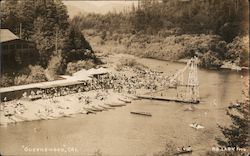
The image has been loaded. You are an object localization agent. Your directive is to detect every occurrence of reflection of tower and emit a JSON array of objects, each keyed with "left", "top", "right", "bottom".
[{"left": 186, "top": 57, "right": 199, "bottom": 102}]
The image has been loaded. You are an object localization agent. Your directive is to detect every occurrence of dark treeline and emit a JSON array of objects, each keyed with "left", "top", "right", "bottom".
[
  {"left": 74, "top": 0, "right": 248, "bottom": 67},
  {"left": 1, "top": 0, "right": 99, "bottom": 86},
  {"left": 1, "top": 0, "right": 97, "bottom": 68},
  {"left": 77, "top": 0, "right": 248, "bottom": 42}
]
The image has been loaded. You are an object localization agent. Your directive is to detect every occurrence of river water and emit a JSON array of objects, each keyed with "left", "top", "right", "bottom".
[{"left": 0, "top": 58, "right": 248, "bottom": 156}]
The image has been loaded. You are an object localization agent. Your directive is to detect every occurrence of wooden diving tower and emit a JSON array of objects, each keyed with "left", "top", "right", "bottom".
[{"left": 137, "top": 57, "right": 200, "bottom": 104}]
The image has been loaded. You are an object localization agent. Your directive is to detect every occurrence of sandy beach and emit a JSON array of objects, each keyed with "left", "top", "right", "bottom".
[
  {"left": 0, "top": 89, "right": 138, "bottom": 126},
  {"left": 0, "top": 54, "right": 166, "bottom": 126}
]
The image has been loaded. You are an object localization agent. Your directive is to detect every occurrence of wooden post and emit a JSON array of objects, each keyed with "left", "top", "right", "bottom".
[
  {"left": 19, "top": 23, "right": 22, "bottom": 39},
  {"left": 55, "top": 27, "right": 58, "bottom": 54}
]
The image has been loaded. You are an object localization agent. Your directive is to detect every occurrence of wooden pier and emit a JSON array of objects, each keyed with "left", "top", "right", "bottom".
[{"left": 136, "top": 95, "right": 199, "bottom": 104}]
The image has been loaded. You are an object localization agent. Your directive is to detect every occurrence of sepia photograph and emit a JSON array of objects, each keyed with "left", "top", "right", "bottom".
[{"left": 0, "top": 0, "right": 249, "bottom": 155}]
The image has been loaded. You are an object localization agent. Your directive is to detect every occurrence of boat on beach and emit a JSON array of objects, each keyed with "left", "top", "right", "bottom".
[
  {"left": 130, "top": 111, "right": 152, "bottom": 116},
  {"left": 98, "top": 105, "right": 113, "bottom": 110},
  {"left": 91, "top": 106, "right": 103, "bottom": 111},
  {"left": 85, "top": 109, "right": 96, "bottom": 114},
  {"left": 118, "top": 97, "right": 131, "bottom": 103},
  {"left": 106, "top": 103, "right": 126, "bottom": 107},
  {"left": 14, "top": 115, "right": 28, "bottom": 121},
  {"left": 92, "top": 105, "right": 104, "bottom": 111}
]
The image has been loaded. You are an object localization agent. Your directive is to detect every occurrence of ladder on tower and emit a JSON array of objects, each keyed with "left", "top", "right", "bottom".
[
  {"left": 137, "top": 57, "right": 200, "bottom": 104},
  {"left": 185, "top": 57, "right": 199, "bottom": 102}
]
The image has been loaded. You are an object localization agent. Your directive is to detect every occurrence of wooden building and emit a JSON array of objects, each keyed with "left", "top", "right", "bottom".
[{"left": 0, "top": 29, "right": 38, "bottom": 68}]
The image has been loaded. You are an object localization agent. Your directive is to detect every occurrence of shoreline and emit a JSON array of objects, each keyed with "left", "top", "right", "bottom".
[
  {"left": 0, "top": 54, "right": 169, "bottom": 126},
  {"left": 1, "top": 53, "right": 247, "bottom": 126},
  {"left": 0, "top": 89, "right": 137, "bottom": 126}
]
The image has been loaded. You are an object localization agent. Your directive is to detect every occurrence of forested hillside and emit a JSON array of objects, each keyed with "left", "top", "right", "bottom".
[
  {"left": 74, "top": 0, "right": 249, "bottom": 68},
  {"left": 1, "top": 0, "right": 99, "bottom": 86}
]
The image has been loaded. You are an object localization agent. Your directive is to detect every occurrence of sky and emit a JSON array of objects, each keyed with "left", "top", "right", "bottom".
[{"left": 63, "top": 1, "right": 138, "bottom": 18}]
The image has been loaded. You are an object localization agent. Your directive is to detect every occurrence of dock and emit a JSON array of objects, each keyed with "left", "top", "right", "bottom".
[{"left": 136, "top": 95, "right": 199, "bottom": 104}]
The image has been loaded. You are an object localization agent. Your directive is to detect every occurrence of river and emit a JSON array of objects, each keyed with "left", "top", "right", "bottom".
[{"left": 0, "top": 58, "right": 248, "bottom": 156}]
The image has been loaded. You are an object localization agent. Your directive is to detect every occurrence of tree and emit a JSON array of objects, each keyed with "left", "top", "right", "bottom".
[
  {"left": 1, "top": 0, "right": 20, "bottom": 35},
  {"left": 63, "top": 23, "right": 93, "bottom": 63},
  {"left": 226, "top": 36, "right": 249, "bottom": 66},
  {"left": 15, "top": 0, "right": 69, "bottom": 66},
  {"left": 217, "top": 76, "right": 250, "bottom": 149},
  {"left": 199, "top": 51, "right": 222, "bottom": 68},
  {"left": 18, "top": 0, "right": 36, "bottom": 39}
]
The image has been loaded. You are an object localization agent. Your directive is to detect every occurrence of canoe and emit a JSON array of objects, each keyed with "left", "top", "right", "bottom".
[
  {"left": 14, "top": 115, "right": 28, "bottom": 121},
  {"left": 79, "top": 110, "right": 88, "bottom": 114},
  {"left": 62, "top": 114, "right": 74, "bottom": 118},
  {"left": 86, "top": 110, "right": 96, "bottom": 114},
  {"left": 107, "top": 103, "right": 126, "bottom": 107},
  {"left": 98, "top": 105, "right": 114, "bottom": 110},
  {"left": 174, "top": 150, "right": 192, "bottom": 155},
  {"left": 35, "top": 113, "right": 48, "bottom": 120},
  {"left": 93, "top": 105, "right": 105, "bottom": 110},
  {"left": 130, "top": 111, "right": 152, "bottom": 116},
  {"left": 118, "top": 98, "right": 131, "bottom": 103},
  {"left": 91, "top": 106, "right": 103, "bottom": 111},
  {"left": 124, "top": 95, "right": 139, "bottom": 100}
]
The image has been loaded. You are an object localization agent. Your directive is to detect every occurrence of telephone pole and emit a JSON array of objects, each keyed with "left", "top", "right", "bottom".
[
  {"left": 55, "top": 27, "right": 58, "bottom": 54},
  {"left": 19, "top": 23, "right": 22, "bottom": 39}
]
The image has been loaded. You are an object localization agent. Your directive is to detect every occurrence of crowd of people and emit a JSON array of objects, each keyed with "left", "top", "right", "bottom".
[
  {"left": 94, "top": 66, "right": 170, "bottom": 94},
  {"left": 19, "top": 65, "right": 170, "bottom": 100}
]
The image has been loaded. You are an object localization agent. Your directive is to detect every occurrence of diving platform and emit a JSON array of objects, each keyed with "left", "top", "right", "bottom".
[{"left": 136, "top": 95, "right": 200, "bottom": 104}]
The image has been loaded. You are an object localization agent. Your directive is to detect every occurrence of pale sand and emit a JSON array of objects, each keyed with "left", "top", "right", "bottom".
[{"left": 0, "top": 89, "right": 133, "bottom": 126}]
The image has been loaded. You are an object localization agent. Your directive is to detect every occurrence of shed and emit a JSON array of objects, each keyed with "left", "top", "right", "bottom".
[{"left": 0, "top": 29, "right": 38, "bottom": 67}]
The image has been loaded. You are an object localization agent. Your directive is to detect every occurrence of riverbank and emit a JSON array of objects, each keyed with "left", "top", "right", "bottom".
[
  {"left": 86, "top": 32, "right": 249, "bottom": 70},
  {"left": 0, "top": 89, "right": 137, "bottom": 126},
  {"left": 0, "top": 54, "right": 171, "bottom": 126},
  {"left": 0, "top": 54, "right": 248, "bottom": 156}
]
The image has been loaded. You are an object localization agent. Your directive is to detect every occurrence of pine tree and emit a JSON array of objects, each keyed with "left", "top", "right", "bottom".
[{"left": 1, "top": 0, "right": 20, "bottom": 34}]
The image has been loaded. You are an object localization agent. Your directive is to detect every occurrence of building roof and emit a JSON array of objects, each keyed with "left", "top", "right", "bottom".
[
  {"left": 0, "top": 29, "right": 19, "bottom": 43},
  {"left": 73, "top": 68, "right": 109, "bottom": 78},
  {"left": 86, "top": 67, "right": 110, "bottom": 76}
]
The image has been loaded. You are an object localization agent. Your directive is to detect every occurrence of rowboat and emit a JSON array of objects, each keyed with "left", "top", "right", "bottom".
[
  {"left": 118, "top": 98, "right": 131, "bottom": 103},
  {"left": 106, "top": 103, "right": 126, "bottom": 107},
  {"left": 90, "top": 106, "right": 103, "bottom": 112},
  {"left": 130, "top": 111, "right": 152, "bottom": 116},
  {"left": 85, "top": 109, "right": 96, "bottom": 114},
  {"left": 174, "top": 149, "right": 192, "bottom": 155},
  {"left": 98, "top": 105, "right": 113, "bottom": 110},
  {"left": 189, "top": 123, "right": 204, "bottom": 129}
]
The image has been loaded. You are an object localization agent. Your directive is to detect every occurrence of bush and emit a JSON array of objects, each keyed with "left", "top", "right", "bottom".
[
  {"left": 14, "top": 65, "right": 47, "bottom": 85},
  {"left": 45, "top": 53, "right": 63, "bottom": 80},
  {"left": 226, "top": 36, "right": 249, "bottom": 66},
  {"left": 199, "top": 51, "right": 222, "bottom": 68},
  {"left": 0, "top": 74, "right": 14, "bottom": 87},
  {"left": 14, "top": 75, "right": 29, "bottom": 85},
  {"left": 120, "top": 58, "right": 137, "bottom": 67},
  {"left": 28, "top": 65, "right": 47, "bottom": 82}
]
